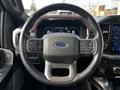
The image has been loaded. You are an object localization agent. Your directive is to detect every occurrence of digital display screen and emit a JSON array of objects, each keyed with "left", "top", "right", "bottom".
[
  {"left": 37, "top": 20, "right": 87, "bottom": 38},
  {"left": 112, "top": 24, "right": 120, "bottom": 53}
]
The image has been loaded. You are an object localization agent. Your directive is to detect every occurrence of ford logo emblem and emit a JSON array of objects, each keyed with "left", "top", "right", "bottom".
[{"left": 54, "top": 41, "right": 68, "bottom": 48}]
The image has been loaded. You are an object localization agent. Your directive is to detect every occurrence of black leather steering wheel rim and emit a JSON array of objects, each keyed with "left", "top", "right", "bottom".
[{"left": 19, "top": 3, "right": 103, "bottom": 86}]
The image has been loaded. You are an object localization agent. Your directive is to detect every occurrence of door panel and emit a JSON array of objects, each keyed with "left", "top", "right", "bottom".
[
  {"left": 0, "top": 48, "right": 13, "bottom": 89},
  {"left": 0, "top": 0, "right": 25, "bottom": 90}
]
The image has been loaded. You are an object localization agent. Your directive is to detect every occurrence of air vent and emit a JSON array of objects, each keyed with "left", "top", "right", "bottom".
[
  {"left": 100, "top": 24, "right": 111, "bottom": 49},
  {"left": 100, "top": 24, "right": 110, "bottom": 42}
]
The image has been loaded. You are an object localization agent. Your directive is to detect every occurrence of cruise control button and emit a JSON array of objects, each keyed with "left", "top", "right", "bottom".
[
  {"left": 87, "top": 41, "right": 93, "bottom": 47},
  {"left": 80, "top": 48, "right": 86, "bottom": 52},
  {"left": 88, "top": 48, "right": 93, "bottom": 52},
  {"left": 80, "top": 42, "right": 85, "bottom": 47}
]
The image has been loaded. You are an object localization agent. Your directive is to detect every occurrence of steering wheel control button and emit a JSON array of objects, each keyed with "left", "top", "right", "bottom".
[
  {"left": 113, "top": 67, "right": 120, "bottom": 75},
  {"left": 87, "top": 40, "right": 93, "bottom": 47},
  {"left": 27, "top": 38, "right": 43, "bottom": 53},
  {"left": 28, "top": 57, "right": 40, "bottom": 64}
]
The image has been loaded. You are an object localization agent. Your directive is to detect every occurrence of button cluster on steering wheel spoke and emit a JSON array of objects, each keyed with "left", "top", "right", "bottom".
[
  {"left": 80, "top": 39, "right": 96, "bottom": 54},
  {"left": 26, "top": 38, "right": 43, "bottom": 53}
]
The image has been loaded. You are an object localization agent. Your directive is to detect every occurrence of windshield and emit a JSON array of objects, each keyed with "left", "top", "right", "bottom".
[{"left": 22, "top": 0, "right": 120, "bottom": 16}]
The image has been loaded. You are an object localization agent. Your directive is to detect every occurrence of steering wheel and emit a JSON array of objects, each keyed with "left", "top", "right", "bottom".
[{"left": 19, "top": 3, "right": 103, "bottom": 86}]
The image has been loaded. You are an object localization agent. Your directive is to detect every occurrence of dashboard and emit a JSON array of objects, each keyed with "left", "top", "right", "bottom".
[
  {"left": 36, "top": 15, "right": 120, "bottom": 78},
  {"left": 99, "top": 16, "right": 120, "bottom": 54},
  {"left": 12, "top": 15, "right": 120, "bottom": 78},
  {"left": 98, "top": 16, "right": 120, "bottom": 78},
  {"left": 13, "top": 15, "right": 120, "bottom": 56},
  {"left": 14, "top": 15, "right": 120, "bottom": 56},
  {"left": 36, "top": 16, "right": 120, "bottom": 56}
]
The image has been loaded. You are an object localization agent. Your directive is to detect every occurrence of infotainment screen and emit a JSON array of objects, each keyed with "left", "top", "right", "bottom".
[{"left": 112, "top": 24, "right": 120, "bottom": 53}]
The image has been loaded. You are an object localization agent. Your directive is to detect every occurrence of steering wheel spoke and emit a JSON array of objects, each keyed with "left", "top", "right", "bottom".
[
  {"left": 44, "top": 61, "right": 77, "bottom": 82},
  {"left": 26, "top": 38, "right": 43, "bottom": 53},
  {"left": 80, "top": 39, "right": 97, "bottom": 55}
]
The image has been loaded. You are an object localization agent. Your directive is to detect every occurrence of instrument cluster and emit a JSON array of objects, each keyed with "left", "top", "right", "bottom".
[{"left": 36, "top": 19, "right": 87, "bottom": 38}]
